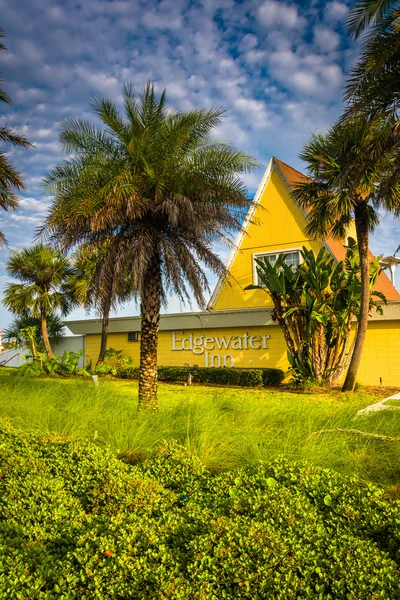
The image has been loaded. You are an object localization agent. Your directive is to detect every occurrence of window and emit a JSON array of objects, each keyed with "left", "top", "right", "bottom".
[
  {"left": 127, "top": 332, "right": 139, "bottom": 342},
  {"left": 253, "top": 249, "right": 301, "bottom": 285}
]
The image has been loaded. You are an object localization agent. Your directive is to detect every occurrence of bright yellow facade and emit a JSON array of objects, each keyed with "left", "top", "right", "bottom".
[
  {"left": 69, "top": 157, "right": 400, "bottom": 387},
  {"left": 210, "top": 165, "right": 323, "bottom": 310},
  {"left": 86, "top": 326, "right": 289, "bottom": 372}
]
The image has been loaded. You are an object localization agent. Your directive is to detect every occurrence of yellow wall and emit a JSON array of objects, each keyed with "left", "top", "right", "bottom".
[
  {"left": 213, "top": 168, "right": 324, "bottom": 310},
  {"left": 86, "top": 327, "right": 288, "bottom": 371},
  {"left": 356, "top": 321, "right": 400, "bottom": 386},
  {"left": 86, "top": 321, "right": 400, "bottom": 386}
]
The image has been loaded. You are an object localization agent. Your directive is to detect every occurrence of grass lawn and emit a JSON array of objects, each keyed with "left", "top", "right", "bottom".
[{"left": 1, "top": 367, "right": 399, "bottom": 489}]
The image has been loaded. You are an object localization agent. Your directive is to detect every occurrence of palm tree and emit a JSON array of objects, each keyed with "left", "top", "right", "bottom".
[
  {"left": 293, "top": 115, "right": 400, "bottom": 391},
  {"left": 344, "top": 0, "right": 400, "bottom": 118},
  {"left": 0, "top": 28, "right": 32, "bottom": 245},
  {"left": 69, "top": 243, "right": 134, "bottom": 365},
  {"left": 41, "top": 83, "right": 257, "bottom": 408},
  {"left": 3, "top": 313, "right": 65, "bottom": 356},
  {"left": 2, "top": 244, "right": 76, "bottom": 358}
]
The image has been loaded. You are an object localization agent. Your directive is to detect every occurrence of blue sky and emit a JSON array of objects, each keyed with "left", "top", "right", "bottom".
[{"left": 0, "top": 0, "right": 399, "bottom": 329}]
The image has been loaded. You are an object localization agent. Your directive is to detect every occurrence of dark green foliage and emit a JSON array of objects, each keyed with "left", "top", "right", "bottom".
[
  {"left": 345, "top": 0, "right": 400, "bottom": 118},
  {"left": 117, "top": 365, "right": 284, "bottom": 387},
  {"left": 195, "top": 367, "right": 262, "bottom": 387},
  {"left": 0, "top": 425, "right": 399, "bottom": 599},
  {"left": 261, "top": 367, "right": 285, "bottom": 387}
]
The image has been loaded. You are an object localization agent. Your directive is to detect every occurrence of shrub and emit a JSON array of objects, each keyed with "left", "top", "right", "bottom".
[
  {"left": 262, "top": 367, "right": 285, "bottom": 386},
  {"left": 0, "top": 426, "right": 399, "bottom": 599},
  {"left": 195, "top": 367, "right": 262, "bottom": 387},
  {"left": 157, "top": 365, "right": 188, "bottom": 382},
  {"left": 118, "top": 365, "right": 284, "bottom": 387},
  {"left": 17, "top": 350, "right": 86, "bottom": 377}
]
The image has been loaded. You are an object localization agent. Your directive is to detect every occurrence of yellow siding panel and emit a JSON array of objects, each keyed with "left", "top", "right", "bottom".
[
  {"left": 213, "top": 167, "right": 324, "bottom": 311},
  {"left": 357, "top": 321, "right": 400, "bottom": 386}
]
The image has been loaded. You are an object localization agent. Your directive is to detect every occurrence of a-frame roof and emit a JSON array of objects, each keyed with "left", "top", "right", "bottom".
[{"left": 208, "top": 156, "right": 400, "bottom": 309}]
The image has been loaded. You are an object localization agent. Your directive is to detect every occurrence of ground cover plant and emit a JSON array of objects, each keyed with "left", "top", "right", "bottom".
[
  {"left": 0, "top": 368, "right": 399, "bottom": 488},
  {"left": 0, "top": 422, "right": 399, "bottom": 599}
]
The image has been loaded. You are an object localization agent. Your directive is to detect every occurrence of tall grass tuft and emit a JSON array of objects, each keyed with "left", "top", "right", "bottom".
[{"left": 0, "top": 368, "right": 399, "bottom": 487}]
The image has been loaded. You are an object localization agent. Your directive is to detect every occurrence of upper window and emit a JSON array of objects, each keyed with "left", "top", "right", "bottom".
[{"left": 253, "top": 250, "right": 301, "bottom": 285}]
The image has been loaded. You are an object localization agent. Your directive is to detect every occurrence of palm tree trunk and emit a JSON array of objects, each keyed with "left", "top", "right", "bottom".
[
  {"left": 97, "top": 293, "right": 112, "bottom": 365},
  {"left": 41, "top": 311, "right": 53, "bottom": 359},
  {"left": 138, "top": 255, "right": 161, "bottom": 410},
  {"left": 342, "top": 203, "right": 370, "bottom": 392}
]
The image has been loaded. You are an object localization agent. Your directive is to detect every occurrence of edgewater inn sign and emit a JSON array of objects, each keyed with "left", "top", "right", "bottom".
[
  {"left": 66, "top": 157, "right": 400, "bottom": 386},
  {"left": 171, "top": 331, "right": 270, "bottom": 367}
]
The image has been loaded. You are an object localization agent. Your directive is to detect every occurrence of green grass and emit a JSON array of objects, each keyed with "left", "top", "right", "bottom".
[{"left": 0, "top": 367, "right": 399, "bottom": 488}]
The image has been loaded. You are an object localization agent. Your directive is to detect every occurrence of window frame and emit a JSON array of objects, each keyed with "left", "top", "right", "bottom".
[
  {"left": 127, "top": 331, "right": 139, "bottom": 342},
  {"left": 252, "top": 248, "right": 302, "bottom": 286}
]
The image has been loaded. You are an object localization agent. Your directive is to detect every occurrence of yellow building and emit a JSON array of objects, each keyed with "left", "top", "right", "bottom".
[{"left": 67, "top": 157, "right": 400, "bottom": 386}]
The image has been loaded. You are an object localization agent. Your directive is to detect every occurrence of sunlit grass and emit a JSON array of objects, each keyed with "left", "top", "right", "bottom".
[{"left": 0, "top": 367, "right": 399, "bottom": 487}]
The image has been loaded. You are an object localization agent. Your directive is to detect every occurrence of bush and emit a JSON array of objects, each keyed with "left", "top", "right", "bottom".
[
  {"left": 118, "top": 365, "right": 284, "bottom": 387},
  {"left": 17, "top": 350, "right": 85, "bottom": 377},
  {"left": 262, "top": 367, "right": 285, "bottom": 386},
  {"left": 195, "top": 366, "right": 262, "bottom": 387},
  {"left": 0, "top": 426, "right": 399, "bottom": 599},
  {"left": 157, "top": 365, "right": 188, "bottom": 382}
]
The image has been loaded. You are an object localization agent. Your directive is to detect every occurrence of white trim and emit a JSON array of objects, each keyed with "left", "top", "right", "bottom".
[
  {"left": 207, "top": 157, "right": 275, "bottom": 309},
  {"left": 252, "top": 247, "right": 302, "bottom": 285}
]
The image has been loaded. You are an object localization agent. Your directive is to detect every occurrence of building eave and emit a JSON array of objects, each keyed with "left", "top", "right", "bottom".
[{"left": 65, "top": 302, "right": 400, "bottom": 335}]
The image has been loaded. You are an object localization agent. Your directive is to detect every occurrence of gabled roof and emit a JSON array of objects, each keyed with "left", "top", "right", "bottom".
[{"left": 208, "top": 156, "right": 400, "bottom": 308}]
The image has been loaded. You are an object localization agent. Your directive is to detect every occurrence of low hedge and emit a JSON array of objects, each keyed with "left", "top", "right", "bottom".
[
  {"left": 118, "top": 365, "right": 284, "bottom": 387},
  {"left": 0, "top": 425, "right": 399, "bottom": 599}
]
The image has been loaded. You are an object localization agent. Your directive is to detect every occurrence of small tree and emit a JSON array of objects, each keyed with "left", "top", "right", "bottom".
[
  {"left": 3, "top": 313, "right": 65, "bottom": 356},
  {"left": 248, "top": 241, "right": 386, "bottom": 386},
  {"left": 2, "top": 244, "right": 76, "bottom": 358},
  {"left": 69, "top": 243, "right": 134, "bottom": 365}
]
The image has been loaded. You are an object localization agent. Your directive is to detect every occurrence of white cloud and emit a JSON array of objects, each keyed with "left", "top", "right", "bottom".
[
  {"left": 258, "top": 1, "right": 306, "bottom": 30},
  {"left": 9, "top": 213, "right": 42, "bottom": 224},
  {"left": 269, "top": 48, "right": 343, "bottom": 98},
  {"left": 240, "top": 33, "right": 258, "bottom": 52},
  {"left": 234, "top": 97, "right": 271, "bottom": 128},
  {"left": 142, "top": 12, "right": 182, "bottom": 29},
  {"left": 244, "top": 49, "right": 266, "bottom": 65},
  {"left": 314, "top": 26, "right": 341, "bottom": 53},
  {"left": 33, "top": 128, "right": 54, "bottom": 140},
  {"left": 75, "top": 67, "right": 121, "bottom": 97},
  {"left": 324, "top": 2, "right": 349, "bottom": 22},
  {"left": 18, "top": 197, "right": 49, "bottom": 214}
]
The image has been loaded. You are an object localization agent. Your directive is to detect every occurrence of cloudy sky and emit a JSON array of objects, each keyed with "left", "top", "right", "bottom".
[{"left": 0, "top": 0, "right": 399, "bottom": 329}]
